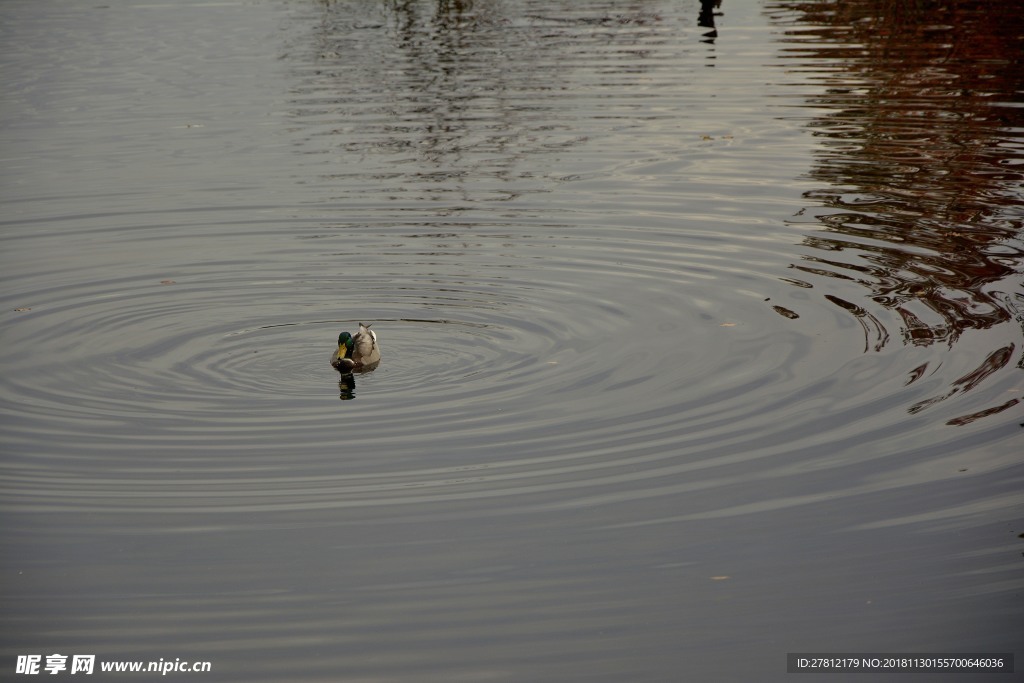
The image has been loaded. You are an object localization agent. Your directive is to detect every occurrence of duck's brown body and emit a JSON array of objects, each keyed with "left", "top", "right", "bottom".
[{"left": 331, "top": 323, "right": 381, "bottom": 372}]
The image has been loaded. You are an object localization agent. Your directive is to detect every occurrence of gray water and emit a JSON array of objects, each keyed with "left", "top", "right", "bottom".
[{"left": 2, "top": 0, "right": 1022, "bottom": 680}]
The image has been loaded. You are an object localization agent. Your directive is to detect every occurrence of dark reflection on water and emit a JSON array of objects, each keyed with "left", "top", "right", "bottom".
[
  {"left": 768, "top": 0, "right": 1024, "bottom": 424},
  {"left": 337, "top": 373, "right": 357, "bottom": 400},
  {"left": 698, "top": 0, "right": 722, "bottom": 42}
]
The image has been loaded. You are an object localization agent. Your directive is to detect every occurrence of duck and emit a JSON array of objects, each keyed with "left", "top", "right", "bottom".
[{"left": 331, "top": 322, "right": 381, "bottom": 372}]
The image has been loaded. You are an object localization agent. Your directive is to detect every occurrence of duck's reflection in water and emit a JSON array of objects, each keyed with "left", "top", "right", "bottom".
[
  {"left": 336, "top": 362, "right": 380, "bottom": 400},
  {"left": 337, "top": 373, "right": 356, "bottom": 401}
]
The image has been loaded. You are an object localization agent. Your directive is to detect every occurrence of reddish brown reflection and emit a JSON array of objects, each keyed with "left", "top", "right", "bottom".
[
  {"left": 770, "top": 0, "right": 1024, "bottom": 347},
  {"left": 768, "top": 0, "right": 1024, "bottom": 424}
]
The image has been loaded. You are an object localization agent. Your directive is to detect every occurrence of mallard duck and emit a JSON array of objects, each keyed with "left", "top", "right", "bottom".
[{"left": 331, "top": 323, "right": 381, "bottom": 372}]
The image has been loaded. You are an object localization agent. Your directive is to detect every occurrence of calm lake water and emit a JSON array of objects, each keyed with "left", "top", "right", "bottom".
[{"left": 2, "top": 0, "right": 1022, "bottom": 680}]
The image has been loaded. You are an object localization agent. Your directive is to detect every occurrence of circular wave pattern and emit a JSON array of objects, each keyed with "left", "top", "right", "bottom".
[
  {"left": 8, "top": 200, "right": 1003, "bottom": 524},
  {"left": 0, "top": 203, "right": 809, "bottom": 512},
  {"left": 3, "top": 0, "right": 1021, "bottom": 529}
]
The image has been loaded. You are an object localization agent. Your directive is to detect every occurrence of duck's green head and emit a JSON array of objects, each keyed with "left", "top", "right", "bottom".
[{"left": 337, "top": 332, "right": 354, "bottom": 358}]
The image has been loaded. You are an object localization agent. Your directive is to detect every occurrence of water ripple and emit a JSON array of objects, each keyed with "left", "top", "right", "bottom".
[{"left": 2, "top": 0, "right": 1020, "bottom": 530}]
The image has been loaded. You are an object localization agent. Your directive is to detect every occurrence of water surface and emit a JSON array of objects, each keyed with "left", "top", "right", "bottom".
[{"left": 2, "top": 0, "right": 1021, "bottom": 680}]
